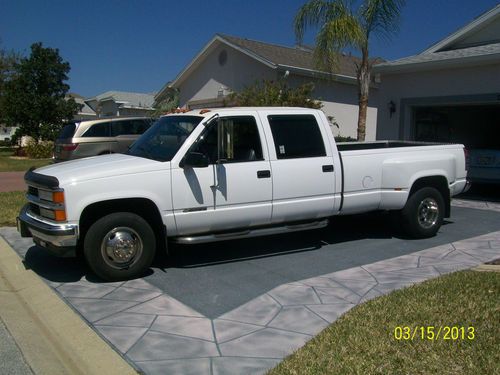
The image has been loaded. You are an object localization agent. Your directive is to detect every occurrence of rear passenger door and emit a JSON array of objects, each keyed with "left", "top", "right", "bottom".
[{"left": 260, "top": 112, "right": 336, "bottom": 223}]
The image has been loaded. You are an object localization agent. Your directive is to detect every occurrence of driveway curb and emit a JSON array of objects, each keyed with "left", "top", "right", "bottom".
[{"left": 0, "top": 236, "right": 137, "bottom": 375}]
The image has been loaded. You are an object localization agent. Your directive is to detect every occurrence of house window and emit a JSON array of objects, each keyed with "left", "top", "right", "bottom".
[{"left": 218, "top": 50, "right": 228, "bottom": 66}]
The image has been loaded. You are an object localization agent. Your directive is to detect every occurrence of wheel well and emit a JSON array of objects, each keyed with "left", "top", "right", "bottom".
[
  {"left": 410, "top": 176, "right": 450, "bottom": 217},
  {"left": 78, "top": 198, "right": 167, "bottom": 254}
]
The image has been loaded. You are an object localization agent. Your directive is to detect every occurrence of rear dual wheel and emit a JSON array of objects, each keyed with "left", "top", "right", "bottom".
[
  {"left": 399, "top": 187, "right": 445, "bottom": 238},
  {"left": 84, "top": 212, "right": 156, "bottom": 281}
]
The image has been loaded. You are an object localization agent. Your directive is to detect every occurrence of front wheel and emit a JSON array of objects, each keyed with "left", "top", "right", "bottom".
[
  {"left": 84, "top": 212, "right": 156, "bottom": 281},
  {"left": 399, "top": 187, "right": 445, "bottom": 239}
]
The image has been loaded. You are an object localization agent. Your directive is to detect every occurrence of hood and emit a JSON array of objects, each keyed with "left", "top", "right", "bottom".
[{"left": 35, "top": 154, "right": 169, "bottom": 187}]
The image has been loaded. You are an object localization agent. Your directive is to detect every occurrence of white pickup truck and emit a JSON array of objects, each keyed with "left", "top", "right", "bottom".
[{"left": 17, "top": 107, "right": 469, "bottom": 280}]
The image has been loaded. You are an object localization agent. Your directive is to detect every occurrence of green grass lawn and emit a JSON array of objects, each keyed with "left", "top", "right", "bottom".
[
  {"left": 0, "top": 147, "right": 51, "bottom": 172},
  {"left": 269, "top": 271, "right": 499, "bottom": 375},
  {"left": 0, "top": 191, "right": 26, "bottom": 227}
]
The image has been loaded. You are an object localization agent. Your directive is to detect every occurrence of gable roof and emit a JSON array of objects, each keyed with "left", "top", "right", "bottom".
[
  {"left": 219, "top": 34, "right": 362, "bottom": 77},
  {"left": 163, "top": 34, "right": 374, "bottom": 98},
  {"left": 423, "top": 4, "right": 500, "bottom": 54},
  {"left": 374, "top": 42, "right": 500, "bottom": 73},
  {"left": 85, "top": 91, "right": 156, "bottom": 110},
  {"left": 66, "top": 93, "right": 96, "bottom": 116},
  {"left": 374, "top": 4, "right": 500, "bottom": 74}
]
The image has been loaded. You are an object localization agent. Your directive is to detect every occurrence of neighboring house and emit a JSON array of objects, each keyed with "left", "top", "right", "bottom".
[
  {"left": 85, "top": 91, "right": 156, "bottom": 118},
  {"left": 0, "top": 125, "right": 16, "bottom": 141},
  {"left": 374, "top": 4, "right": 500, "bottom": 146},
  {"left": 155, "top": 34, "right": 381, "bottom": 140},
  {"left": 67, "top": 93, "right": 97, "bottom": 121}
]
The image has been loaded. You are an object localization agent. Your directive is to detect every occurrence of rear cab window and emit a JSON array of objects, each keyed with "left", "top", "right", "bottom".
[{"left": 268, "top": 114, "right": 326, "bottom": 159}]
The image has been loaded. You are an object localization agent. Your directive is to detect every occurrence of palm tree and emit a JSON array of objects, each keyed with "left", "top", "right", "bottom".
[{"left": 295, "top": 0, "right": 405, "bottom": 141}]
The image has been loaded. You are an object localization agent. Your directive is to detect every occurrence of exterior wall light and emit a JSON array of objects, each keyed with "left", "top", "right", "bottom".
[{"left": 388, "top": 100, "right": 396, "bottom": 118}]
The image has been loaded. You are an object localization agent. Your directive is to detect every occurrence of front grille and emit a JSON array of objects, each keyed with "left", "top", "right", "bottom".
[
  {"left": 28, "top": 185, "right": 38, "bottom": 197},
  {"left": 29, "top": 202, "right": 40, "bottom": 216}
]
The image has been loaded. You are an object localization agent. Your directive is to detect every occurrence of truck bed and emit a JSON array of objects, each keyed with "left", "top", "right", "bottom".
[{"left": 337, "top": 140, "right": 447, "bottom": 152}]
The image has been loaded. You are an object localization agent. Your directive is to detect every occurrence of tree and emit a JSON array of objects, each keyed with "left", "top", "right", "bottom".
[
  {"left": 0, "top": 42, "right": 20, "bottom": 119},
  {"left": 228, "top": 80, "right": 322, "bottom": 109},
  {"left": 152, "top": 87, "right": 180, "bottom": 116},
  {"left": 295, "top": 0, "right": 405, "bottom": 140},
  {"left": 1, "top": 42, "right": 80, "bottom": 141},
  {"left": 0, "top": 47, "right": 19, "bottom": 95}
]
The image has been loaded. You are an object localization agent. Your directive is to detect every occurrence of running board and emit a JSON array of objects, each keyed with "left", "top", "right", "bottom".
[{"left": 172, "top": 219, "right": 329, "bottom": 245}]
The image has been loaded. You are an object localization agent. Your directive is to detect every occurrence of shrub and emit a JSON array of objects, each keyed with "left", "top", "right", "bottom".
[
  {"left": 335, "top": 135, "right": 357, "bottom": 142},
  {"left": 25, "top": 140, "right": 54, "bottom": 159},
  {"left": 0, "top": 139, "right": 11, "bottom": 147}
]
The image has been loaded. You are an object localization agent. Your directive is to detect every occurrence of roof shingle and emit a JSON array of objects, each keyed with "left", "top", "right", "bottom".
[{"left": 219, "top": 34, "right": 364, "bottom": 77}]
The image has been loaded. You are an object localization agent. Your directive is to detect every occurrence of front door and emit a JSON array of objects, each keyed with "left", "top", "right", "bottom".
[{"left": 172, "top": 112, "right": 273, "bottom": 235}]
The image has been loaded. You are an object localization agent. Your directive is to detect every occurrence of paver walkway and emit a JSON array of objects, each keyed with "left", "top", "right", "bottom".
[
  {"left": 0, "top": 172, "right": 25, "bottom": 192},
  {"left": 0, "top": 199, "right": 498, "bottom": 374}
]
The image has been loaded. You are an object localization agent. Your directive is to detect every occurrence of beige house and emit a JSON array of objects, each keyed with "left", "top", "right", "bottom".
[
  {"left": 374, "top": 4, "right": 500, "bottom": 146},
  {"left": 67, "top": 93, "right": 97, "bottom": 121},
  {"left": 85, "top": 91, "right": 156, "bottom": 118},
  {"left": 155, "top": 34, "right": 381, "bottom": 140}
]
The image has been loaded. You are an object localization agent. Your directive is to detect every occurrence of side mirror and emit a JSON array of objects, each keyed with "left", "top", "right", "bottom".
[{"left": 181, "top": 151, "right": 209, "bottom": 168}]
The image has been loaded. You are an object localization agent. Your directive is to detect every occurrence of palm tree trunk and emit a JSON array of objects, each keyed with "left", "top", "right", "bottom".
[{"left": 357, "top": 47, "right": 370, "bottom": 142}]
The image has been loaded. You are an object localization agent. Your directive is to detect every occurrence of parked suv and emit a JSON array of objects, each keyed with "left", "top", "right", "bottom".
[{"left": 54, "top": 117, "right": 154, "bottom": 162}]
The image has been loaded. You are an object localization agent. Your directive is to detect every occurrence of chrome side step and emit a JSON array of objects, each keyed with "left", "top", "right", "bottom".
[{"left": 172, "top": 219, "right": 329, "bottom": 245}]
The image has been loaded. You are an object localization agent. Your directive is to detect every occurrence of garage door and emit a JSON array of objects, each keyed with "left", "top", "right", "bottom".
[{"left": 413, "top": 104, "right": 500, "bottom": 184}]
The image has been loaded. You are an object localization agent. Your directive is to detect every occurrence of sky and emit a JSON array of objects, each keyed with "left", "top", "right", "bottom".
[{"left": 1, "top": 0, "right": 498, "bottom": 98}]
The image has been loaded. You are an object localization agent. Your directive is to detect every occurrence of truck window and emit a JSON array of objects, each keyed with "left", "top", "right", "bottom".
[
  {"left": 191, "top": 116, "right": 263, "bottom": 163},
  {"left": 82, "top": 122, "right": 110, "bottom": 137},
  {"left": 268, "top": 115, "right": 326, "bottom": 159},
  {"left": 127, "top": 115, "right": 202, "bottom": 162}
]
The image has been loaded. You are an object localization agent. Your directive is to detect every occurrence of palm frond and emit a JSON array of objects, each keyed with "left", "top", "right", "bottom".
[
  {"left": 361, "top": 0, "right": 405, "bottom": 40},
  {"left": 314, "top": 10, "right": 364, "bottom": 71},
  {"left": 294, "top": 0, "right": 356, "bottom": 44}
]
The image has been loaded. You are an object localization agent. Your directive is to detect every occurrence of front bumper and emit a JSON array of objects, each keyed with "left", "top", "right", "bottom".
[{"left": 17, "top": 204, "right": 79, "bottom": 257}]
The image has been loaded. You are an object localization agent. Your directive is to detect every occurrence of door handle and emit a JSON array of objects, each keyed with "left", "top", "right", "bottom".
[
  {"left": 322, "top": 165, "right": 334, "bottom": 172},
  {"left": 257, "top": 170, "right": 271, "bottom": 178}
]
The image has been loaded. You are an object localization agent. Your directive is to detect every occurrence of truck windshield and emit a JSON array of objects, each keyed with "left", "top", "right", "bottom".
[{"left": 127, "top": 115, "right": 203, "bottom": 162}]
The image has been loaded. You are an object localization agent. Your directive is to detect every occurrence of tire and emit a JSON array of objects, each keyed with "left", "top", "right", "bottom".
[
  {"left": 399, "top": 187, "right": 445, "bottom": 239},
  {"left": 83, "top": 212, "right": 156, "bottom": 281}
]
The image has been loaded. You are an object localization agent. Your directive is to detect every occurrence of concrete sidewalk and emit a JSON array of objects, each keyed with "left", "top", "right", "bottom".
[
  {"left": 0, "top": 236, "right": 137, "bottom": 375},
  {"left": 0, "top": 318, "right": 33, "bottom": 374},
  {"left": 0, "top": 172, "right": 25, "bottom": 192}
]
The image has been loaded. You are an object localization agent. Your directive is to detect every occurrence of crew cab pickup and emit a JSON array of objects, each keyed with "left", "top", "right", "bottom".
[{"left": 17, "top": 107, "right": 469, "bottom": 280}]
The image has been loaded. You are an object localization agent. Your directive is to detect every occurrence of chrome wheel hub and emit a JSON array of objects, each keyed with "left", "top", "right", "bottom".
[
  {"left": 101, "top": 227, "right": 143, "bottom": 269},
  {"left": 417, "top": 198, "right": 439, "bottom": 229}
]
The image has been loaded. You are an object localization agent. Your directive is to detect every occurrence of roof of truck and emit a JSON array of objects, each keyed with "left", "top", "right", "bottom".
[{"left": 161, "top": 107, "right": 321, "bottom": 119}]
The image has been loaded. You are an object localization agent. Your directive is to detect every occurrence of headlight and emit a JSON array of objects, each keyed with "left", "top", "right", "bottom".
[{"left": 38, "top": 189, "right": 65, "bottom": 203}]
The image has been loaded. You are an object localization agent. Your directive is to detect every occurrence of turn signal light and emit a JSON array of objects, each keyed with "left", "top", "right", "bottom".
[
  {"left": 52, "top": 191, "right": 65, "bottom": 203},
  {"left": 54, "top": 210, "right": 67, "bottom": 222}
]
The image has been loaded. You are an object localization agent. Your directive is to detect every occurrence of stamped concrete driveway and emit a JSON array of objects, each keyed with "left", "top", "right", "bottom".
[{"left": 1, "top": 200, "right": 500, "bottom": 374}]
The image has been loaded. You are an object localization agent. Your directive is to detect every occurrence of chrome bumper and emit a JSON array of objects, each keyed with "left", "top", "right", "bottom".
[{"left": 17, "top": 204, "right": 79, "bottom": 257}]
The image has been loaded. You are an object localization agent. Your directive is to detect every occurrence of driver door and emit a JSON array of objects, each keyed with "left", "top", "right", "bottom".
[{"left": 171, "top": 112, "right": 272, "bottom": 235}]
